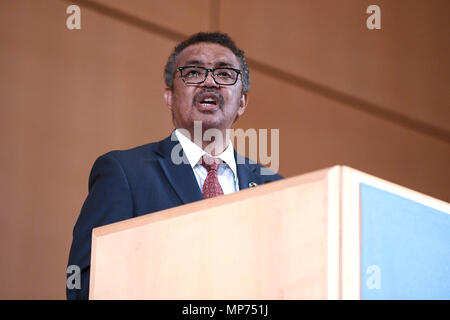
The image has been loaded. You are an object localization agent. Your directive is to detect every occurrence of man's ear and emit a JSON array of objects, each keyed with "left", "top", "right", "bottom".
[
  {"left": 237, "top": 92, "right": 248, "bottom": 117},
  {"left": 233, "top": 93, "right": 248, "bottom": 124},
  {"left": 164, "top": 87, "right": 173, "bottom": 111}
]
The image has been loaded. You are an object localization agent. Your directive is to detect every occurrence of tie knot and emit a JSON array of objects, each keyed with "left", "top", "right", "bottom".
[{"left": 201, "top": 155, "right": 222, "bottom": 172}]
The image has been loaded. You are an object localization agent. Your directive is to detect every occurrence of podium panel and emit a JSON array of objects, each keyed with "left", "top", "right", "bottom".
[
  {"left": 90, "top": 167, "right": 341, "bottom": 299},
  {"left": 340, "top": 167, "right": 450, "bottom": 299},
  {"left": 90, "top": 166, "right": 450, "bottom": 299}
]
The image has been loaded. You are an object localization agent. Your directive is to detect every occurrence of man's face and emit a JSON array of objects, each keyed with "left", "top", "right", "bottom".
[{"left": 164, "top": 43, "right": 248, "bottom": 133}]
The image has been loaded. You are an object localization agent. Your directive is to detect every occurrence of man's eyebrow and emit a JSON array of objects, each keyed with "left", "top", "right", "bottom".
[
  {"left": 184, "top": 60, "right": 204, "bottom": 66},
  {"left": 183, "top": 60, "right": 237, "bottom": 68},
  {"left": 214, "top": 61, "right": 235, "bottom": 68}
]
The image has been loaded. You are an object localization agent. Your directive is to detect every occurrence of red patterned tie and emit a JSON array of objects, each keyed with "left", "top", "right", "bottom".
[{"left": 201, "top": 155, "right": 224, "bottom": 199}]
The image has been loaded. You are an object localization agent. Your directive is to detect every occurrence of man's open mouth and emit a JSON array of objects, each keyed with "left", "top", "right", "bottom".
[
  {"left": 194, "top": 91, "right": 224, "bottom": 110},
  {"left": 200, "top": 97, "right": 218, "bottom": 105}
]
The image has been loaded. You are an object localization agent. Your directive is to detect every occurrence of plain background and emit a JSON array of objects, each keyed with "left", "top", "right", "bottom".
[{"left": 0, "top": 0, "right": 449, "bottom": 299}]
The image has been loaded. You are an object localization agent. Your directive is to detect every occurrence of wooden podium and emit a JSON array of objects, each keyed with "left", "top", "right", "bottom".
[{"left": 89, "top": 166, "right": 450, "bottom": 300}]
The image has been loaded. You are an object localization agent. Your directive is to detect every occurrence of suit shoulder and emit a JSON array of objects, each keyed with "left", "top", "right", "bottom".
[
  {"left": 99, "top": 140, "right": 162, "bottom": 164},
  {"left": 254, "top": 162, "right": 283, "bottom": 180},
  {"left": 237, "top": 153, "right": 283, "bottom": 181}
]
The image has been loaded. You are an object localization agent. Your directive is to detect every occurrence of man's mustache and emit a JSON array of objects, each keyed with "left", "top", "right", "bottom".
[{"left": 192, "top": 89, "right": 225, "bottom": 109}]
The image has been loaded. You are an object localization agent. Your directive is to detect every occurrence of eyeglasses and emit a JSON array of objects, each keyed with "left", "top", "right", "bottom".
[{"left": 178, "top": 66, "right": 241, "bottom": 86}]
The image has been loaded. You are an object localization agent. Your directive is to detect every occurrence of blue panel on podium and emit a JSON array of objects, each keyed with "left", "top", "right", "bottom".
[{"left": 360, "top": 183, "right": 450, "bottom": 299}]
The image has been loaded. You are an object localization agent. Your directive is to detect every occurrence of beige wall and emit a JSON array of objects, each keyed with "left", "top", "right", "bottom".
[{"left": 0, "top": 0, "right": 449, "bottom": 299}]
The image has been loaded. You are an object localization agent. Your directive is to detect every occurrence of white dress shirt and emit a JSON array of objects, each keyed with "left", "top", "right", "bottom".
[{"left": 174, "top": 129, "right": 239, "bottom": 194}]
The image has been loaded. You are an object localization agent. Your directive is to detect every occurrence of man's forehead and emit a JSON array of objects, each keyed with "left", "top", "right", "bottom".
[{"left": 176, "top": 42, "right": 240, "bottom": 68}]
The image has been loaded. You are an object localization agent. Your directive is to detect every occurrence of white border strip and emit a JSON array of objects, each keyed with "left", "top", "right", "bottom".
[
  {"left": 340, "top": 167, "right": 362, "bottom": 299},
  {"left": 353, "top": 171, "right": 450, "bottom": 215},
  {"left": 350, "top": 175, "right": 361, "bottom": 299},
  {"left": 327, "top": 166, "right": 340, "bottom": 299}
]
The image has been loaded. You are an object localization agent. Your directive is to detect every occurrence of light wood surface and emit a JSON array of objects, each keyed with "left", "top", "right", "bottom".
[{"left": 90, "top": 166, "right": 340, "bottom": 299}]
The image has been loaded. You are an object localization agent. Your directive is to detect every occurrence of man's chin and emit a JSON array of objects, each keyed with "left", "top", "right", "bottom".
[{"left": 192, "top": 115, "right": 224, "bottom": 131}]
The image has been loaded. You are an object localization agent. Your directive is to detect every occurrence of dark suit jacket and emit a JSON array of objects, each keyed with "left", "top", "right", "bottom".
[{"left": 67, "top": 135, "right": 283, "bottom": 299}]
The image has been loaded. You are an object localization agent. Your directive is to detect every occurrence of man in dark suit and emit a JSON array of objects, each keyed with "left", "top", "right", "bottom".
[{"left": 67, "top": 32, "right": 283, "bottom": 300}]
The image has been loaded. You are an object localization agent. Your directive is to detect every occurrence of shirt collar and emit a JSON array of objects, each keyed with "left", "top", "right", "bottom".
[{"left": 174, "top": 129, "right": 237, "bottom": 177}]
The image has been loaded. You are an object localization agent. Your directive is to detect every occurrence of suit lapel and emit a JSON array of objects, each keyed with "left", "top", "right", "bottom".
[{"left": 155, "top": 135, "right": 203, "bottom": 204}]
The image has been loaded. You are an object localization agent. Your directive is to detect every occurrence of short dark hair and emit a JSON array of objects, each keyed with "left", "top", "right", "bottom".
[{"left": 164, "top": 32, "right": 250, "bottom": 94}]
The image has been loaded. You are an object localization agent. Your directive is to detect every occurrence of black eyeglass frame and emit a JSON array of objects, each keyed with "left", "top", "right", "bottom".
[{"left": 177, "top": 66, "right": 242, "bottom": 86}]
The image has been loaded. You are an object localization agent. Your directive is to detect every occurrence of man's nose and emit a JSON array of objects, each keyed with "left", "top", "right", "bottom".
[{"left": 202, "top": 71, "right": 219, "bottom": 88}]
